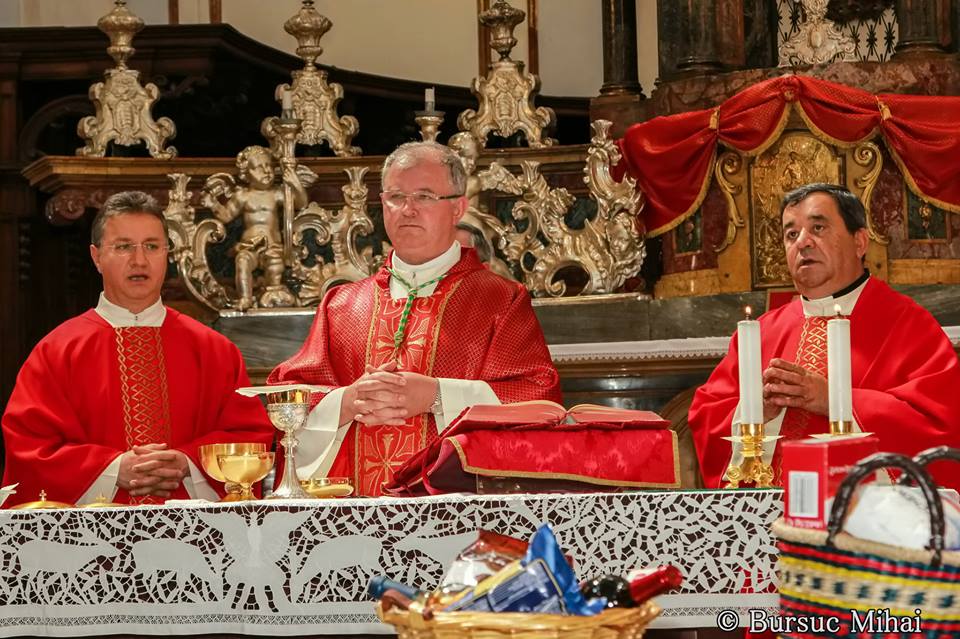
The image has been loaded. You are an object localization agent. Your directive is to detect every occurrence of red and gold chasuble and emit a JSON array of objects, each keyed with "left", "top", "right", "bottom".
[
  {"left": 690, "top": 278, "right": 960, "bottom": 490},
  {"left": 114, "top": 327, "right": 173, "bottom": 505},
  {"left": 269, "top": 248, "right": 563, "bottom": 498},
  {"left": 770, "top": 315, "right": 829, "bottom": 482},
  {"left": 353, "top": 281, "right": 461, "bottom": 496},
  {"left": 1, "top": 309, "right": 274, "bottom": 508}
]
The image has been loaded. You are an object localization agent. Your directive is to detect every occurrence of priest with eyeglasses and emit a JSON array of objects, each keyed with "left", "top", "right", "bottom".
[
  {"left": 1, "top": 191, "right": 273, "bottom": 507},
  {"left": 269, "top": 141, "right": 561, "bottom": 496}
]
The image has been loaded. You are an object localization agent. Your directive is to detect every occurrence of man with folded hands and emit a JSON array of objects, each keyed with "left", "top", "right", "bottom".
[
  {"left": 1, "top": 191, "right": 273, "bottom": 507},
  {"left": 690, "top": 183, "right": 960, "bottom": 490},
  {"left": 269, "top": 141, "right": 561, "bottom": 496}
]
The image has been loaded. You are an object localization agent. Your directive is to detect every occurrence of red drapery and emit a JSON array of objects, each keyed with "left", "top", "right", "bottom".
[{"left": 616, "top": 75, "right": 960, "bottom": 237}]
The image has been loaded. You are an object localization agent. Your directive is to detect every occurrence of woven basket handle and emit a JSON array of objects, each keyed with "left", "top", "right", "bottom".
[
  {"left": 826, "top": 451, "right": 945, "bottom": 567},
  {"left": 896, "top": 446, "right": 960, "bottom": 485}
]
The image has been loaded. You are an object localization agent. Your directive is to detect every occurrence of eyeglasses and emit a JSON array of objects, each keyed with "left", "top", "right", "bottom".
[
  {"left": 105, "top": 242, "right": 168, "bottom": 255},
  {"left": 381, "top": 190, "right": 463, "bottom": 210}
]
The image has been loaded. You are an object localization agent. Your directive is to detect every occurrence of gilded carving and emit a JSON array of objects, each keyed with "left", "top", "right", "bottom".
[
  {"left": 165, "top": 174, "right": 230, "bottom": 312},
  {"left": 279, "top": 1, "right": 360, "bottom": 156},
  {"left": 714, "top": 151, "right": 746, "bottom": 253},
  {"left": 749, "top": 133, "right": 841, "bottom": 287},
  {"left": 457, "top": 0, "right": 556, "bottom": 148},
  {"left": 458, "top": 121, "right": 642, "bottom": 297},
  {"left": 291, "top": 167, "right": 384, "bottom": 304},
  {"left": 449, "top": 132, "right": 517, "bottom": 280},
  {"left": 852, "top": 142, "right": 889, "bottom": 244},
  {"left": 201, "top": 146, "right": 312, "bottom": 310},
  {"left": 77, "top": 1, "right": 176, "bottom": 159},
  {"left": 166, "top": 157, "right": 379, "bottom": 313},
  {"left": 779, "top": 0, "right": 857, "bottom": 67}
]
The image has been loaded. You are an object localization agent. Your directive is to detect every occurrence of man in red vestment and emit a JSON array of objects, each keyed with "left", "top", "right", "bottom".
[
  {"left": 690, "top": 183, "right": 960, "bottom": 490},
  {"left": 1, "top": 191, "right": 273, "bottom": 507},
  {"left": 269, "top": 141, "right": 561, "bottom": 496}
]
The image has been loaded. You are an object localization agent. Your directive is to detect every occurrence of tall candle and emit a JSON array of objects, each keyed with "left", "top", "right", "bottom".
[
  {"left": 281, "top": 89, "right": 293, "bottom": 114},
  {"left": 737, "top": 306, "right": 764, "bottom": 425},
  {"left": 424, "top": 87, "right": 436, "bottom": 112},
  {"left": 827, "top": 305, "right": 853, "bottom": 423}
]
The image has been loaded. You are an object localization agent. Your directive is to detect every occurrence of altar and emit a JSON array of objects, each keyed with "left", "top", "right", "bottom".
[{"left": 0, "top": 490, "right": 781, "bottom": 636}]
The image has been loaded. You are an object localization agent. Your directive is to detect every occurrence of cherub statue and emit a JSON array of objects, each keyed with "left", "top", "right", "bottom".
[
  {"left": 447, "top": 132, "right": 515, "bottom": 280},
  {"left": 202, "top": 146, "right": 313, "bottom": 310}
]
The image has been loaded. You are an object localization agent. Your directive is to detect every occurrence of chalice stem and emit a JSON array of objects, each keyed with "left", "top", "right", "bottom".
[{"left": 273, "top": 431, "right": 310, "bottom": 499}]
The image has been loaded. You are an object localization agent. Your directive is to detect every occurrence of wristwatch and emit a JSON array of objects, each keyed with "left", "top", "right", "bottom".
[{"left": 430, "top": 383, "right": 443, "bottom": 417}]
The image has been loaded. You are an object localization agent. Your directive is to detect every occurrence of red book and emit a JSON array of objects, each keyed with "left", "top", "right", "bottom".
[{"left": 448, "top": 401, "right": 670, "bottom": 431}]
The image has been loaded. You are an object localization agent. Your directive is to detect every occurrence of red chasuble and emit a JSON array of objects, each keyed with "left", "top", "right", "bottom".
[
  {"left": 268, "top": 248, "right": 562, "bottom": 496},
  {"left": 690, "top": 278, "right": 960, "bottom": 490},
  {"left": 1, "top": 309, "right": 274, "bottom": 507}
]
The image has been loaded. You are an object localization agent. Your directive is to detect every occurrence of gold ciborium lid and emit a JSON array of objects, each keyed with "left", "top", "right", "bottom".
[
  {"left": 236, "top": 384, "right": 330, "bottom": 404},
  {"left": 10, "top": 490, "right": 74, "bottom": 510},
  {"left": 199, "top": 442, "right": 269, "bottom": 483},
  {"left": 82, "top": 493, "right": 125, "bottom": 508},
  {"left": 300, "top": 476, "right": 354, "bottom": 498}
]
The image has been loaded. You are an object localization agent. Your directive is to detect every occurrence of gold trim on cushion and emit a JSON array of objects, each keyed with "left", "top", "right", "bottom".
[{"left": 447, "top": 430, "right": 681, "bottom": 489}]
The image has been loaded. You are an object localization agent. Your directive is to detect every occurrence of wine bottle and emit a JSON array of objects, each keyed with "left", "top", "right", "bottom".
[
  {"left": 580, "top": 565, "right": 683, "bottom": 608},
  {"left": 579, "top": 575, "right": 634, "bottom": 608},
  {"left": 626, "top": 565, "right": 683, "bottom": 604}
]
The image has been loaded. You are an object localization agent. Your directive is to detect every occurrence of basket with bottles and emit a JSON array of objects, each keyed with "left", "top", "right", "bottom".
[{"left": 372, "top": 525, "right": 681, "bottom": 639}]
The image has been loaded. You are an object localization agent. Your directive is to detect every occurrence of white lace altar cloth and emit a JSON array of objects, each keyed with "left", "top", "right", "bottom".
[{"left": 0, "top": 490, "right": 782, "bottom": 635}]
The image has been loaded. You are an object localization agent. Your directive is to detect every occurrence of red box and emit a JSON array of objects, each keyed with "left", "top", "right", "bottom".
[{"left": 781, "top": 435, "right": 880, "bottom": 530}]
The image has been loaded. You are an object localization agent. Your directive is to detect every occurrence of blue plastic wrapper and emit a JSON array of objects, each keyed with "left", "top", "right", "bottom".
[{"left": 444, "top": 524, "right": 606, "bottom": 616}]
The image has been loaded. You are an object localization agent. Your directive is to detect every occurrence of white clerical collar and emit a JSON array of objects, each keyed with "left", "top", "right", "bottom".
[
  {"left": 801, "top": 275, "right": 869, "bottom": 317},
  {"left": 390, "top": 241, "right": 461, "bottom": 287},
  {"left": 95, "top": 292, "right": 167, "bottom": 327}
]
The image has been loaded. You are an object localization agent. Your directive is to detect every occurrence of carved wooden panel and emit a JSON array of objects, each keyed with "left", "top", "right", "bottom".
[{"left": 748, "top": 133, "right": 843, "bottom": 288}]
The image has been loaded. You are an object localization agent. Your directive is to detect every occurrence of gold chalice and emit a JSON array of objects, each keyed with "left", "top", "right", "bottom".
[
  {"left": 200, "top": 442, "right": 269, "bottom": 501},
  {"left": 216, "top": 451, "right": 275, "bottom": 501}
]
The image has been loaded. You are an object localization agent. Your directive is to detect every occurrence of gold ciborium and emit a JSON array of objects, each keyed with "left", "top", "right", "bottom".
[
  {"left": 266, "top": 388, "right": 313, "bottom": 499},
  {"left": 200, "top": 442, "right": 269, "bottom": 501},
  {"left": 216, "top": 451, "right": 275, "bottom": 501}
]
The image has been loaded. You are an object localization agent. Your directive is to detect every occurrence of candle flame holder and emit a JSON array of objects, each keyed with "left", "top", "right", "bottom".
[{"left": 722, "top": 423, "right": 781, "bottom": 489}]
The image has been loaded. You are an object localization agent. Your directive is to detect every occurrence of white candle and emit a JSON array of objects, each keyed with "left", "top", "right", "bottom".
[
  {"left": 827, "top": 305, "right": 853, "bottom": 423},
  {"left": 425, "top": 87, "right": 436, "bottom": 112},
  {"left": 281, "top": 89, "right": 293, "bottom": 113},
  {"left": 737, "top": 306, "right": 764, "bottom": 425}
]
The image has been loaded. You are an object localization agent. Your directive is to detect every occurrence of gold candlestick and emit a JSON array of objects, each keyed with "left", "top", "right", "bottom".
[
  {"left": 722, "top": 423, "right": 780, "bottom": 489},
  {"left": 414, "top": 110, "right": 444, "bottom": 142}
]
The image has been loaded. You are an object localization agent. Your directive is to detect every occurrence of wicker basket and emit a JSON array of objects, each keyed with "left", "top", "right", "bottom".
[
  {"left": 773, "top": 452, "right": 960, "bottom": 638},
  {"left": 377, "top": 599, "right": 661, "bottom": 639}
]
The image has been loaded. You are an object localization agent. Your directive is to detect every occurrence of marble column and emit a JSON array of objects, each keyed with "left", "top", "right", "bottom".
[
  {"left": 676, "top": 0, "right": 723, "bottom": 74},
  {"left": 893, "top": 0, "right": 946, "bottom": 58},
  {"left": 590, "top": 0, "right": 647, "bottom": 137},
  {"left": 600, "top": 0, "right": 642, "bottom": 96}
]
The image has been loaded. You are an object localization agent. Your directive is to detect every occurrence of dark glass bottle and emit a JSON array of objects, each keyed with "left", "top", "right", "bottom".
[
  {"left": 581, "top": 565, "right": 683, "bottom": 608},
  {"left": 580, "top": 575, "right": 634, "bottom": 608}
]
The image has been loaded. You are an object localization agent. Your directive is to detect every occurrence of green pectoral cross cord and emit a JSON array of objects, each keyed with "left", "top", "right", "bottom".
[{"left": 386, "top": 267, "right": 445, "bottom": 360}]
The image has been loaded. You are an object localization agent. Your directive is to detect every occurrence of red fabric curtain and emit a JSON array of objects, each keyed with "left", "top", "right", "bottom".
[{"left": 616, "top": 75, "right": 960, "bottom": 237}]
